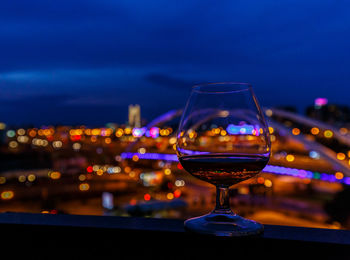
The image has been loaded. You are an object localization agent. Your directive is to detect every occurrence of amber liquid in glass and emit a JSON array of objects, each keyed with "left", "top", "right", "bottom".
[{"left": 179, "top": 154, "right": 269, "bottom": 186}]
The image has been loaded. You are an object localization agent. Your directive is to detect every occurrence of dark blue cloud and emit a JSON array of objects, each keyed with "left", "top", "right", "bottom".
[{"left": 144, "top": 74, "right": 194, "bottom": 89}]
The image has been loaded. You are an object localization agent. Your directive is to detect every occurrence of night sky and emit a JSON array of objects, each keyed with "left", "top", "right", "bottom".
[{"left": 1, "top": 0, "right": 350, "bottom": 126}]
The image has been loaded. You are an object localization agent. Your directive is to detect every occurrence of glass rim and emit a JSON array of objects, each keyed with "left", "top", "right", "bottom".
[{"left": 192, "top": 82, "right": 252, "bottom": 94}]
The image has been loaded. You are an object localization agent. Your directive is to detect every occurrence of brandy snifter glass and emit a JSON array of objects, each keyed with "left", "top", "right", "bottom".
[{"left": 176, "top": 82, "right": 270, "bottom": 236}]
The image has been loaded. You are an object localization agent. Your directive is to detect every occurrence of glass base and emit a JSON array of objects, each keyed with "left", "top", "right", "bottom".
[{"left": 184, "top": 212, "right": 263, "bottom": 237}]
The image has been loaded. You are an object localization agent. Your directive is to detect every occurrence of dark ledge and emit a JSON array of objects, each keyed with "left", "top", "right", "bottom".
[{"left": 0, "top": 212, "right": 349, "bottom": 258}]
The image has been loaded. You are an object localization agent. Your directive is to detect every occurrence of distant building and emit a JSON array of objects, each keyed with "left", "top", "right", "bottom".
[
  {"left": 306, "top": 99, "right": 350, "bottom": 124},
  {"left": 128, "top": 104, "right": 141, "bottom": 128},
  {"left": 275, "top": 106, "right": 297, "bottom": 113}
]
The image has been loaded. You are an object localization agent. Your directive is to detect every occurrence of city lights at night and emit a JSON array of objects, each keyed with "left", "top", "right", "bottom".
[
  {"left": 1, "top": 0, "right": 350, "bottom": 255},
  {"left": 0, "top": 103, "right": 349, "bottom": 231}
]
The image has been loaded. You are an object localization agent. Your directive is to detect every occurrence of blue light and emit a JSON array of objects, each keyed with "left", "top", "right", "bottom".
[
  {"left": 132, "top": 128, "right": 146, "bottom": 137},
  {"left": 226, "top": 124, "right": 257, "bottom": 135},
  {"left": 309, "top": 151, "right": 320, "bottom": 159},
  {"left": 226, "top": 124, "right": 240, "bottom": 135}
]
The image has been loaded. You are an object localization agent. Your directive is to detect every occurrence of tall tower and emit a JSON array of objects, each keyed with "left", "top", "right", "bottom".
[{"left": 128, "top": 104, "right": 141, "bottom": 128}]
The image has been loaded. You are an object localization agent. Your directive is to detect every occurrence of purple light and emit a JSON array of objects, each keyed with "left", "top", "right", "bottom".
[
  {"left": 121, "top": 152, "right": 178, "bottom": 162},
  {"left": 100, "top": 128, "right": 107, "bottom": 136},
  {"left": 306, "top": 171, "right": 313, "bottom": 179},
  {"left": 176, "top": 148, "right": 209, "bottom": 156},
  {"left": 321, "top": 173, "right": 330, "bottom": 181},
  {"left": 329, "top": 175, "right": 337, "bottom": 182},
  {"left": 344, "top": 177, "right": 350, "bottom": 185},
  {"left": 299, "top": 170, "right": 307, "bottom": 178},
  {"left": 120, "top": 152, "right": 350, "bottom": 185},
  {"left": 149, "top": 127, "right": 159, "bottom": 138},
  {"left": 315, "top": 98, "right": 328, "bottom": 107}
]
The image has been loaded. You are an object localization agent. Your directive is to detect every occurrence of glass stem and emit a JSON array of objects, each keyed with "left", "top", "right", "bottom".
[{"left": 214, "top": 186, "right": 233, "bottom": 215}]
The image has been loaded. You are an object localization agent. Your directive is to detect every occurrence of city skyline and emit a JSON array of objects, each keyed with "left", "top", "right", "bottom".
[{"left": 0, "top": 105, "right": 349, "bottom": 229}]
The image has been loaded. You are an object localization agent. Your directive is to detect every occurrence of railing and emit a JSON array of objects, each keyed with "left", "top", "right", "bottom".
[{"left": 0, "top": 212, "right": 349, "bottom": 258}]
